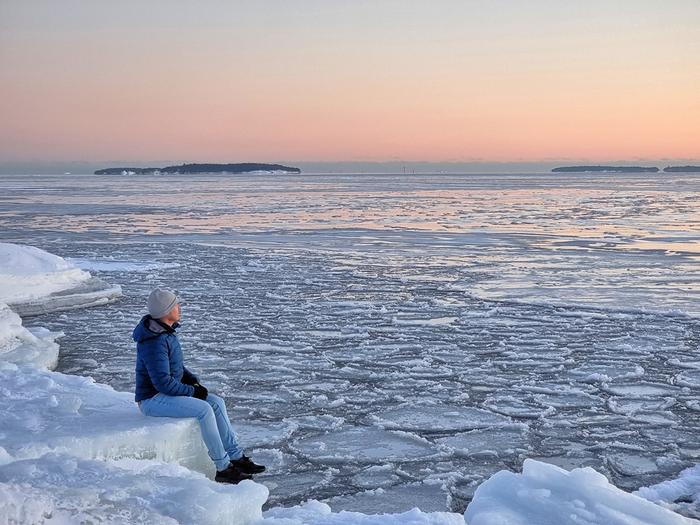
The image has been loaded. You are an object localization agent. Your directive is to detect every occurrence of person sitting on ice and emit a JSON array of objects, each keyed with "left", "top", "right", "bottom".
[{"left": 133, "top": 288, "right": 265, "bottom": 484}]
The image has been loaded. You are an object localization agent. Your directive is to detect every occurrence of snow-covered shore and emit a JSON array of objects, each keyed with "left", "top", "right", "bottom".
[{"left": 0, "top": 243, "right": 697, "bottom": 524}]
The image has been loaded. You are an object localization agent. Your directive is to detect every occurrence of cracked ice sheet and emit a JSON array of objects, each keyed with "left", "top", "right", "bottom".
[
  {"left": 36, "top": 239, "right": 700, "bottom": 509},
  {"left": 5, "top": 172, "right": 700, "bottom": 515}
]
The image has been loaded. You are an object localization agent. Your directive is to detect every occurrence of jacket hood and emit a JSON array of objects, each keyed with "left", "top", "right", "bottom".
[{"left": 133, "top": 315, "right": 179, "bottom": 343}]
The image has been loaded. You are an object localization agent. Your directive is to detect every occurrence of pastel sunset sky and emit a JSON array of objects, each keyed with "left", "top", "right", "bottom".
[{"left": 1, "top": 0, "right": 698, "bottom": 164}]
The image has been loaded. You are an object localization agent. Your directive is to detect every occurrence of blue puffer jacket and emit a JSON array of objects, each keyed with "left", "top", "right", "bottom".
[{"left": 133, "top": 315, "right": 198, "bottom": 402}]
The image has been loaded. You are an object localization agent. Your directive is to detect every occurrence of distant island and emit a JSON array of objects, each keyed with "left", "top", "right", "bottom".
[
  {"left": 663, "top": 166, "right": 700, "bottom": 173},
  {"left": 95, "top": 163, "right": 301, "bottom": 175},
  {"left": 552, "top": 165, "right": 659, "bottom": 173}
]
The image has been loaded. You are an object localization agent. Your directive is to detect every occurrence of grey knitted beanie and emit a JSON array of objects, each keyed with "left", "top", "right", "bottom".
[{"left": 147, "top": 288, "right": 180, "bottom": 319}]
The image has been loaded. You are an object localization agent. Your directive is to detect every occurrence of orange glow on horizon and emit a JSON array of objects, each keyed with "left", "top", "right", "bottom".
[{"left": 0, "top": 1, "right": 698, "bottom": 163}]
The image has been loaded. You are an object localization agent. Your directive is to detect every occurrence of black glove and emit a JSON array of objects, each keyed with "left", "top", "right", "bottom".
[
  {"left": 181, "top": 375, "right": 197, "bottom": 386},
  {"left": 192, "top": 383, "right": 208, "bottom": 400}
]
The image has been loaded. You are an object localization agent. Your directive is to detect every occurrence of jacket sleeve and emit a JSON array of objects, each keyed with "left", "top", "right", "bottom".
[
  {"left": 143, "top": 338, "right": 195, "bottom": 397},
  {"left": 181, "top": 366, "right": 199, "bottom": 386}
]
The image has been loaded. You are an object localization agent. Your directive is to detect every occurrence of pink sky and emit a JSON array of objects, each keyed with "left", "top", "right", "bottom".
[{"left": 1, "top": 1, "right": 698, "bottom": 163}]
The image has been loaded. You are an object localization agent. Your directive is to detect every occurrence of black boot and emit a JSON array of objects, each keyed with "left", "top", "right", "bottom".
[
  {"left": 214, "top": 464, "right": 252, "bottom": 484},
  {"left": 230, "top": 455, "right": 266, "bottom": 474}
]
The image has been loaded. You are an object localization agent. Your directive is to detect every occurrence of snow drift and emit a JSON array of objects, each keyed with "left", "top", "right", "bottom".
[
  {"left": 0, "top": 242, "right": 122, "bottom": 316},
  {"left": 465, "top": 459, "right": 698, "bottom": 525}
]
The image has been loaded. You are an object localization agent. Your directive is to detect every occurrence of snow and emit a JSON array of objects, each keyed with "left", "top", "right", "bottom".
[
  {"left": 0, "top": 243, "right": 122, "bottom": 315},
  {"left": 0, "top": 454, "right": 268, "bottom": 525},
  {"left": 637, "top": 464, "right": 700, "bottom": 519},
  {"left": 0, "top": 363, "right": 213, "bottom": 470},
  {"left": 0, "top": 302, "right": 61, "bottom": 370},
  {"left": 0, "top": 242, "right": 91, "bottom": 304},
  {"left": 464, "top": 459, "right": 699, "bottom": 525}
]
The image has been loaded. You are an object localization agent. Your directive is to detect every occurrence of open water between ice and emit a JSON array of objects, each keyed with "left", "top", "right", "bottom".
[{"left": 1, "top": 172, "right": 699, "bottom": 513}]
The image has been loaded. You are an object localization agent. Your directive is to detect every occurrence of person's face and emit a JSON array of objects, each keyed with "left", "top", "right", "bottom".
[
  {"left": 162, "top": 303, "right": 181, "bottom": 325},
  {"left": 172, "top": 303, "right": 181, "bottom": 322}
]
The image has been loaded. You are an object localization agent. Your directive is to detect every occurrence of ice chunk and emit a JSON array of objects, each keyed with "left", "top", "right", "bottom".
[
  {"left": 570, "top": 363, "right": 645, "bottom": 382},
  {"left": 607, "top": 453, "right": 660, "bottom": 476},
  {"left": 351, "top": 465, "right": 401, "bottom": 489},
  {"left": 0, "top": 365, "right": 212, "bottom": 471},
  {"left": 290, "top": 427, "right": 439, "bottom": 464},
  {"left": 437, "top": 427, "right": 530, "bottom": 458},
  {"left": 636, "top": 464, "right": 700, "bottom": 519},
  {"left": 0, "top": 453, "right": 267, "bottom": 525},
  {"left": 233, "top": 420, "right": 296, "bottom": 448},
  {"left": 0, "top": 243, "right": 91, "bottom": 303},
  {"left": 0, "top": 243, "right": 121, "bottom": 315},
  {"left": 676, "top": 371, "right": 700, "bottom": 388},
  {"left": 607, "top": 397, "right": 676, "bottom": 415},
  {"left": 263, "top": 500, "right": 466, "bottom": 524},
  {"left": 0, "top": 303, "right": 62, "bottom": 370},
  {"left": 393, "top": 316, "right": 459, "bottom": 326},
  {"left": 603, "top": 382, "right": 680, "bottom": 397},
  {"left": 464, "top": 459, "right": 698, "bottom": 525},
  {"left": 373, "top": 406, "right": 512, "bottom": 432},
  {"left": 324, "top": 481, "right": 449, "bottom": 514},
  {"left": 483, "top": 395, "right": 555, "bottom": 419},
  {"left": 9, "top": 275, "right": 122, "bottom": 316},
  {"left": 66, "top": 257, "right": 181, "bottom": 272},
  {"left": 261, "top": 469, "right": 333, "bottom": 506}
]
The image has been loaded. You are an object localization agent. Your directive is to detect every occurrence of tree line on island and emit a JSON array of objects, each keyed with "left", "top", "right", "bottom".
[
  {"left": 94, "top": 163, "right": 302, "bottom": 175},
  {"left": 93, "top": 162, "right": 700, "bottom": 175},
  {"left": 551, "top": 165, "right": 700, "bottom": 173}
]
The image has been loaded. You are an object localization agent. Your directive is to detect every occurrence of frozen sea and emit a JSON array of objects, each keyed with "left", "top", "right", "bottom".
[{"left": 1, "top": 171, "right": 699, "bottom": 515}]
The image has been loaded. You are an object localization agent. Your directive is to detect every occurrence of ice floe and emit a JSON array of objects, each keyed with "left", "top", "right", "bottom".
[
  {"left": 373, "top": 406, "right": 512, "bottom": 432},
  {"left": 291, "top": 427, "right": 440, "bottom": 464},
  {"left": 67, "top": 257, "right": 181, "bottom": 272},
  {"left": 437, "top": 426, "right": 530, "bottom": 459}
]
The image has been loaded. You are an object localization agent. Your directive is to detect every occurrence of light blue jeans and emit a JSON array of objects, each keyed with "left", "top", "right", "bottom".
[{"left": 139, "top": 393, "right": 243, "bottom": 471}]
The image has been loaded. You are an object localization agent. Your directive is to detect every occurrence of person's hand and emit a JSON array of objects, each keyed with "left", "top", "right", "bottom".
[
  {"left": 181, "top": 375, "right": 197, "bottom": 386},
  {"left": 193, "top": 383, "right": 208, "bottom": 400}
]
